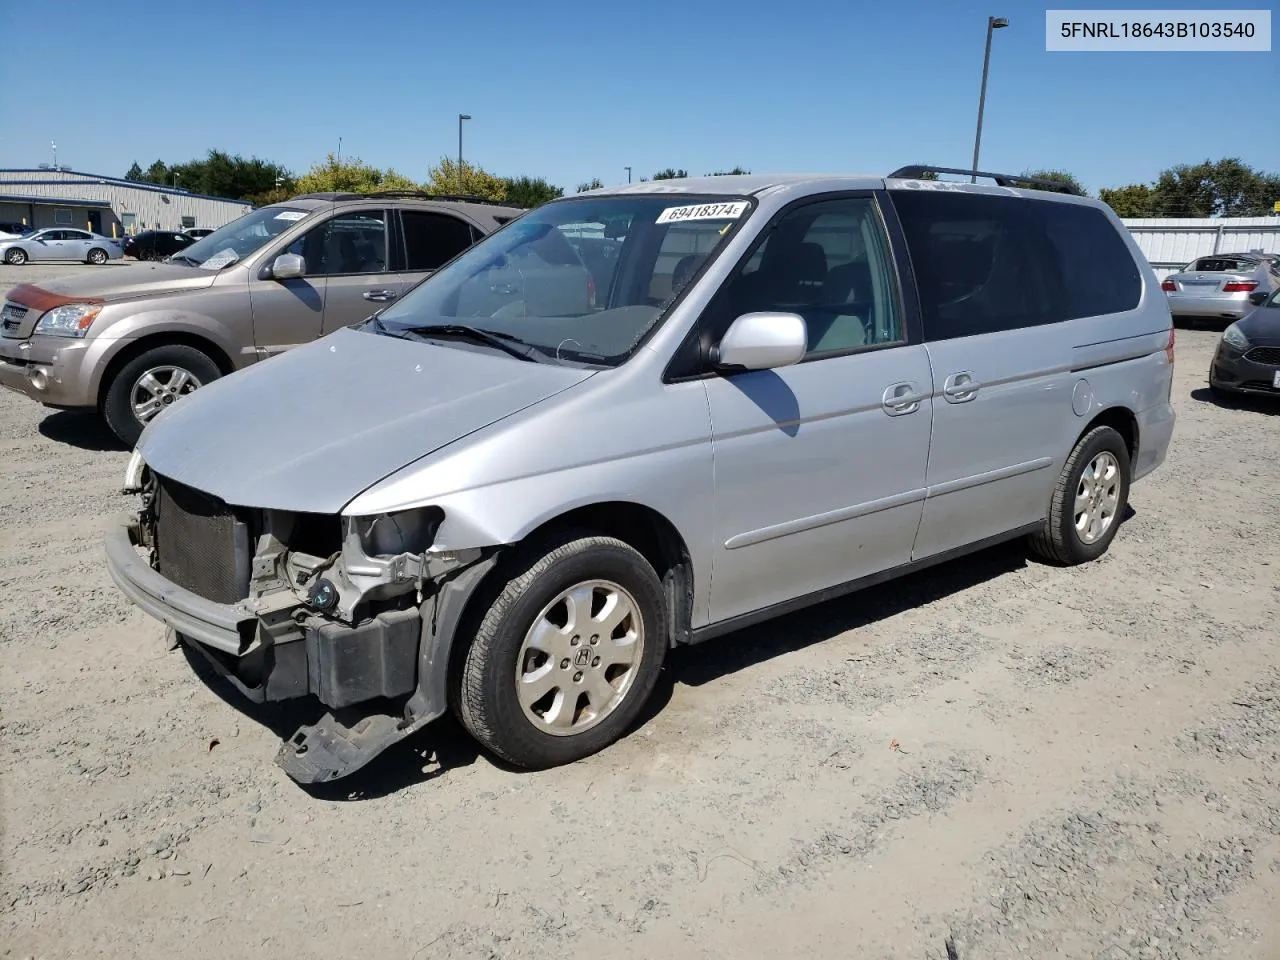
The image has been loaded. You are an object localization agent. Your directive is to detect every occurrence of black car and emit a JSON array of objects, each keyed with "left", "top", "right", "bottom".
[
  {"left": 1210, "top": 288, "right": 1280, "bottom": 400},
  {"left": 123, "top": 230, "right": 197, "bottom": 261}
]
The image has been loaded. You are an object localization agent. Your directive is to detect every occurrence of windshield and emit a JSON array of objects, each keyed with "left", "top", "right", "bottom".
[
  {"left": 177, "top": 205, "right": 312, "bottom": 269},
  {"left": 371, "top": 194, "right": 752, "bottom": 365}
]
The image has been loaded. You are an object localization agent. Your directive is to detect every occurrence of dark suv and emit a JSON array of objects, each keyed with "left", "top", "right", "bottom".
[
  {"left": 122, "top": 230, "right": 198, "bottom": 261},
  {"left": 0, "top": 192, "right": 524, "bottom": 443}
]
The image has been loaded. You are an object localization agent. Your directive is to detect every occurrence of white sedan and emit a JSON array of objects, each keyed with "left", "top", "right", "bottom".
[{"left": 0, "top": 228, "right": 124, "bottom": 266}]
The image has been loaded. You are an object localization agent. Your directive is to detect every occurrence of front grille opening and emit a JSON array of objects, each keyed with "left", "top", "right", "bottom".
[
  {"left": 285, "top": 512, "right": 343, "bottom": 558},
  {"left": 1244, "top": 346, "right": 1280, "bottom": 366},
  {"left": 154, "top": 475, "right": 252, "bottom": 604}
]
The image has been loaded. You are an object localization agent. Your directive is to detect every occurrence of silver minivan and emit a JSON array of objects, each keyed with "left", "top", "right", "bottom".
[{"left": 106, "top": 169, "right": 1177, "bottom": 783}]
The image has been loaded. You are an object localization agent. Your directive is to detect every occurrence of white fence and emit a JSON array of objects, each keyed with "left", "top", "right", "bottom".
[{"left": 1122, "top": 216, "right": 1280, "bottom": 279}]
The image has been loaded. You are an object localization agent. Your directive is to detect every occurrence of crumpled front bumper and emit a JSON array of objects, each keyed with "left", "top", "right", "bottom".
[
  {"left": 105, "top": 513, "right": 421, "bottom": 707},
  {"left": 105, "top": 513, "right": 254, "bottom": 654}
]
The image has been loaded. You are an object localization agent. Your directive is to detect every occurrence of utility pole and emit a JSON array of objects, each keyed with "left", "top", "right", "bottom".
[
  {"left": 625, "top": 166, "right": 632, "bottom": 184},
  {"left": 458, "top": 114, "right": 472, "bottom": 192},
  {"left": 971, "top": 16, "right": 1009, "bottom": 182}
]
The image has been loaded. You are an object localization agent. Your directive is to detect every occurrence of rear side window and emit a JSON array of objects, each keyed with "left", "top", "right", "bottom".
[
  {"left": 400, "top": 211, "right": 474, "bottom": 270},
  {"left": 892, "top": 191, "right": 1139, "bottom": 341},
  {"left": 1040, "top": 203, "right": 1141, "bottom": 321}
]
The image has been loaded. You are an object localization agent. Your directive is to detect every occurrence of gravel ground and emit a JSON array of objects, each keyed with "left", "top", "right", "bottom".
[{"left": 2, "top": 264, "right": 1279, "bottom": 959}]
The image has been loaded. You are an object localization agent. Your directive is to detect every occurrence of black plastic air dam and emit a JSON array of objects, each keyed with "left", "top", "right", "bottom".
[{"left": 304, "top": 607, "right": 421, "bottom": 708}]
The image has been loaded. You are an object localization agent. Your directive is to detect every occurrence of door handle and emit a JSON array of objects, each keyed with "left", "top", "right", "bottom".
[
  {"left": 882, "top": 381, "right": 925, "bottom": 416},
  {"left": 363, "top": 289, "right": 398, "bottom": 302},
  {"left": 943, "top": 371, "right": 981, "bottom": 403}
]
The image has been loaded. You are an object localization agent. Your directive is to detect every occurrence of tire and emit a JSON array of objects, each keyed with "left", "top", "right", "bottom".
[
  {"left": 1029, "top": 425, "right": 1131, "bottom": 566},
  {"left": 87, "top": 247, "right": 108, "bottom": 265},
  {"left": 454, "top": 531, "right": 668, "bottom": 769},
  {"left": 5, "top": 248, "right": 27, "bottom": 265},
  {"left": 102, "top": 344, "right": 221, "bottom": 447}
]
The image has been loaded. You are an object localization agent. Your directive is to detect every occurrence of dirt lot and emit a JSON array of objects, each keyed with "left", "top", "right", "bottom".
[{"left": 2, "top": 264, "right": 1279, "bottom": 959}]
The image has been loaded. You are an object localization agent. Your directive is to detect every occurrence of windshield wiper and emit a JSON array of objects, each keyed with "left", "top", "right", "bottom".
[{"left": 390, "top": 323, "right": 545, "bottom": 363}]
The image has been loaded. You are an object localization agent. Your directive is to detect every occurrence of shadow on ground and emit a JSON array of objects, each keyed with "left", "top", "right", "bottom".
[
  {"left": 1190, "top": 386, "right": 1279, "bottom": 414},
  {"left": 38, "top": 409, "right": 127, "bottom": 452},
  {"left": 184, "top": 537, "right": 1046, "bottom": 799}
]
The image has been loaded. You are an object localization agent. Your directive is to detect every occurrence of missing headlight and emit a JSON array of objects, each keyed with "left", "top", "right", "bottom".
[{"left": 358, "top": 507, "right": 444, "bottom": 557}]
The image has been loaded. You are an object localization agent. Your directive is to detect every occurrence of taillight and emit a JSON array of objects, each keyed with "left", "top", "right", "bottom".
[
  {"left": 1222, "top": 281, "right": 1257, "bottom": 293},
  {"left": 1165, "top": 326, "right": 1176, "bottom": 364},
  {"left": 1161, "top": 279, "right": 1177, "bottom": 292}
]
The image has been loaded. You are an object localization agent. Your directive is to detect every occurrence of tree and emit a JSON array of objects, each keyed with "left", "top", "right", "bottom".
[
  {"left": 144, "top": 160, "right": 170, "bottom": 185},
  {"left": 1149, "top": 159, "right": 1279, "bottom": 217},
  {"left": 651, "top": 168, "right": 688, "bottom": 180},
  {"left": 502, "top": 175, "right": 563, "bottom": 208},
  {"left": 1098, "top": 184, "right": 1157, "bottom": 218},
  {"left": 124, "top": 162, "right": 144, "bottom": 182},
  {"left": 243, "top": 187, "right": 295, "bottom": 208},
  {"left": 422, "top": 157, "right": 508, "bottom": 201},
  {"left": 706, "top": 167, "right": 751, "bottom": 176},
  {"left": 296, "top": 154, "right": 420, "bottom": 195},
  {"left": 576, "top": 178, "right": 604, "bottom": 193},
  {"left": 1017, "top": 169, "right": 1085, "bottom": 194}
]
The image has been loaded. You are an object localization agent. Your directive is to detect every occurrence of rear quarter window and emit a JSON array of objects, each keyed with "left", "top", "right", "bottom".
[{"left": 892, "top": 191, "right": 1140, "bottom": 341}]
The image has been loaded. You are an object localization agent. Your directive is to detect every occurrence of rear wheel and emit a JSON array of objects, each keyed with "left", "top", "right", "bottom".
[
  {"left": 454, "top": 532, "right": 668, "bottom": 769},
  {"left": 102, "top": 344, "right": 221, "bottom": 446},
  {"left": 1029, "top": 425, "right": 1131, "bottom": 566},
  {"left": 5, "top": 248, "right": 27, "bottom": 265},
  {"left": 87, "top": 247, "right": 108, "bottom": 265}
]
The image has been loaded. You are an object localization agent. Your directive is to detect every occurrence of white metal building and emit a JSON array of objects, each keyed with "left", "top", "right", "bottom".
[
  {"left": 1123, "top": 216, "right": 1280, "bottom": 280},
  {"left": 0, "top": 168, "right": 251, "bottom": 238}
]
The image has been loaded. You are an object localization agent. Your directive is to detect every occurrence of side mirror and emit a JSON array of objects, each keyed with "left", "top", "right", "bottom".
[
  {"left": 268, "top": 253, "right": 306, "bottom": 281},
  {"left": 715, "top": 312, "right": 807, "bottom": 371},
  {"left": 1248, "top": 290, "right": 1269, "bottom": 306}
]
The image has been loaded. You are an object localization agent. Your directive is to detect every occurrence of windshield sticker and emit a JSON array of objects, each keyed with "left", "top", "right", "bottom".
[
  {"left": 274, "top": 211, "right": 307, "bottom": 221},
  {"left": 199, "top": 248, "right": 239, "bottom": 270},
  {"left": 656, "top": 201, "right": 749, "bottom": 225}
]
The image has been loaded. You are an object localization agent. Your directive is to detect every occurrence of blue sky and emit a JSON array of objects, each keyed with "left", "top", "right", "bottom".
[{"left": 1, "top": 0, "right": 1275, "bottom": 195}]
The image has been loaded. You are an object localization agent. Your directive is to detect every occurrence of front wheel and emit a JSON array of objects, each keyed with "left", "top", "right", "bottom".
[
  {"left": 1029, "top": 425, "right": 1131, "bottom": 565},
  {"left": 5, "top": 248, "right": 27, "bottom": 265},
  {"left": 87, "top": 247, "right": 109, "bottom": 265},
  {"left": 102, "top": 344, "right": 221, "bottom": 446},
  {"left": 454, "top": 532, "right": 668, "bottom": 769}
]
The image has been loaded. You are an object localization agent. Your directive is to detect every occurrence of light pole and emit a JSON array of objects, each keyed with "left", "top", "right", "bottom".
[
  {"left": 625, "top": 166, "right": 632, "bottom": 184},
  {"left": 971, "top": 15, "right": 1009, "bottom": 182},
  {"left": 336, "top": 137, "right": 342, "bottom": 165},
  {"left": 458, "top": 114, "right": 472, "bottom": 191}
]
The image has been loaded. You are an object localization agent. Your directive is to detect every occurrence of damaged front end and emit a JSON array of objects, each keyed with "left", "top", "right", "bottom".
[{"left": 106, "top": 451, "right": 496, "bottom": 784}]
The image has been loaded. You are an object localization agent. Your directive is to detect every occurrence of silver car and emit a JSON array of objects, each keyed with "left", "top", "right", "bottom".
[
  {"left": 1161, "top": 251, "right": 1280, "bottom": 321},
  {"left": 105, "top": 169, "right": 1176, "bottom": 783},
  {"left": 0, "top": 228, "right": 123, "bottom": 265}
]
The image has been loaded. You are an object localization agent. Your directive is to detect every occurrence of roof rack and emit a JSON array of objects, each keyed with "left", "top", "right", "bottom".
[
  {"left": 887, "top": 165, "right": 1083, "bottom": 196},
  {"left": 288, "top": 189, "right": 520, "bottom": 207}
]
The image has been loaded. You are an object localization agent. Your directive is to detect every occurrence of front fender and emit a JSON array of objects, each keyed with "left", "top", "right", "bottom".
[{"left": 85, "top": 307, "right": 251, "bottom": 398}]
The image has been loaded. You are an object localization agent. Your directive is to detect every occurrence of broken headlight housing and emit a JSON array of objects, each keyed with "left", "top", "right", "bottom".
[{"left": 355, "top": 506, "right": 444, "bottom": 558}]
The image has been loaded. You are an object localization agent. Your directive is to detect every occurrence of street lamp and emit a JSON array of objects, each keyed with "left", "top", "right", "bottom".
[
  {"left": 625, "top": 166, "right": 632, "bottom": 184},
  {"left": 458, "top": 114, "right": 472, "bottom": 191},
  {"left": 970, "top": 15, "right": 1009, "bottom": 183}
]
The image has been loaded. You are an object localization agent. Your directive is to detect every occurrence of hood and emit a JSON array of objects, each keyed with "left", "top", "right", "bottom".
[
  {"left": 7, "top": 262, "right": 218, "bottom": 306},
  {"left": 1237, "top": 306, "right": 1280, "bottom": 347},
  {"left": 137, "top": 327, "right": 595, "bottom": 513}
]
